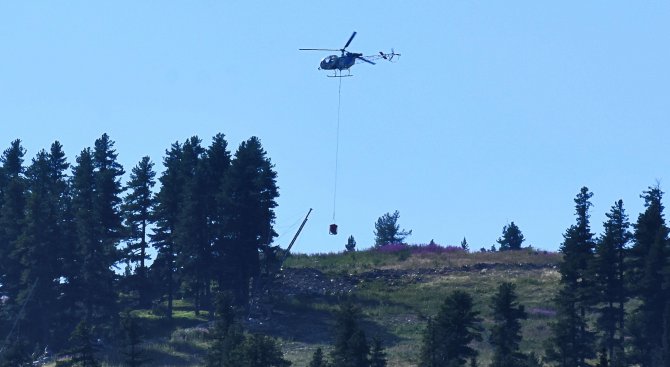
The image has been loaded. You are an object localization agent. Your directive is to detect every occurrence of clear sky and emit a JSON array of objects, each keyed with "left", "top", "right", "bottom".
[{"left": 1, "top": 2, "right": 669, "bottom": 254}]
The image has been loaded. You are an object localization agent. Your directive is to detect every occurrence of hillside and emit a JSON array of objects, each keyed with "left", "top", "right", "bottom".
[{"left": 45, "top": 247, "right": 560, "bottom": 367}]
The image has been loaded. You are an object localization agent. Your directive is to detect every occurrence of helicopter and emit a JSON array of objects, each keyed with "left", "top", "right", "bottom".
[{"left": 300, "top": 32, "right": 400, "bottom": 77}]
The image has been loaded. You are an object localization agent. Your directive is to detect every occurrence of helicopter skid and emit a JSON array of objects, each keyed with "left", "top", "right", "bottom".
[{"left": 327, "top": 74, "right": 353, "bottom": 78}]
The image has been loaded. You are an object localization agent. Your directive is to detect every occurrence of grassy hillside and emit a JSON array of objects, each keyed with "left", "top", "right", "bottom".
[{"left": 47, "top": 247, "right": 561, "bottom": 367}]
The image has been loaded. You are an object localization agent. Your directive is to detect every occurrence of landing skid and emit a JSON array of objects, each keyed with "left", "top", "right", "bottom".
[{"left": 328, "top": 74, "right": 353, "bottom": 78}]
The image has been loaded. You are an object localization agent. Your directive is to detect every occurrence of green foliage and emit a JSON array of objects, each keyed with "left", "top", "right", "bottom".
[
  {"left": 374, "top": 210, "right": 412, "bottom": 246},
  {"left": 66, "top": 321, "right": 101, "bottom": 367},
  {"left": 121, "top": 312, "right": 149, "bottom": 367},
  {"left": 496, "top": 222, "right": 525, "bottom": 251},
  {"left": 369, "top": 337, "right": 387, "bottom": 367},
  {"left": 0, "top": 340, "right": 32, "bottom": 367},
  {"left": 460, "top": 237, "right": 469, "bottom": 252},
  {"left": 547, "top": 187, "right": 596, "bottom": 367},
  {"left": 490, "top": 282, "right": 527, "bottom": 367},
  {"left": 419, "top": 290, "right": 482, "bottom": 367},
  {"left": 346, "top": 235, "right": 357, "bottom": 252},
  {"left": 309, "top": 347, "right": 329, "bottom": 367},
  {"left": 331, "top": 300, "right": 370, "bottom": 367}
]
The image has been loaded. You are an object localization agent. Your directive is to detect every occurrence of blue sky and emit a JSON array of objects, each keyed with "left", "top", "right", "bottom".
[{"left": 1, "top": 2, "right": 669, "bottom": 254}]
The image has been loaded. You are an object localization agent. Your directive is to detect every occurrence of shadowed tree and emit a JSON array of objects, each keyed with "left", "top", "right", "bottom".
[
  {"left": 420, "top": 290, "right": 482, "bottom": 367},
  {"left": 331, "top": 300, "right": 370, "bottom": 367},
  {"left": 489, "top": 282, "right": 527, "bottom": 367}
]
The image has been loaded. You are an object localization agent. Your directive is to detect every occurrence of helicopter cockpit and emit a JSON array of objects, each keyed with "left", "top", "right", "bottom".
[{"left": 319, "top": 55, "right": 338, "bottom": 70}]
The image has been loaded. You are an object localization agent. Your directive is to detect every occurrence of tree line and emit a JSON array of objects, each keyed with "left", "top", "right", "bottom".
[{"left": 0, "top": 133, "right": 279, "bottom": 358}]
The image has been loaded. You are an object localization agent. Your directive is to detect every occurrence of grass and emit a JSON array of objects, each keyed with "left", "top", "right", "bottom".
[{"left": 45, "top": 247, "right": 561, "bottom": 366}]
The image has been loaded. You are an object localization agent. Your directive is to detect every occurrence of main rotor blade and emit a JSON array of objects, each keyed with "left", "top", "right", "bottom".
[
  {"left": 299, "top": 48, "right": 340, "bottom": 51},
  {"left": 343, "top": 31, "right": 357, "bottom": 50},
  {"left": 357, "top": 56, "right": 375, "bottom": 65}
]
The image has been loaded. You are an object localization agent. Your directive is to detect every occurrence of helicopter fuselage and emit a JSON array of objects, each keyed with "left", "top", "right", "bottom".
[{"left": 319, "top": 53, "right": 361, "bottom": 71}]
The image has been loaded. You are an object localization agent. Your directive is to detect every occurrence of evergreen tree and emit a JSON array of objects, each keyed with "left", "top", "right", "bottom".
[
  {"left": 66, "top": 321, "right": 100, "bottom": 367},
  {"left": 461, "top": 237, "right": 469, "bottom": 252},
  {"left": 592, "top": 200, "right": 630, "bottom": 366},
  {"left": 369, "top": 337, "right": 387, "bottom": 367},
  {"left": 331, "top": 300, "right": 370, "bottom": 367},
  {"left": 0, "top": 340, "right": 32, "bottom": 367},
  {"left": 0, "top": 139, "right": 27, "bottom": 304},
  {"left": 121, "top": 156, "right": 156, "bottom": 308},
  {"left": 419, "top": 290, "right": 482, "bottom": 367},
  {"left": 70, "top": 146, "right": 119, "bottom": 327},
  {"left": 151, "top": 142, "right": 184, "bottom": 319},
  {"left": 546, "top": 187, "right": 596, "bottom": 367},
  {"left": 218, "top": 137, "right": 279, "bottom": 306},
  {"left": 204, "top": 134, "right": 232, "bottom": 298},
  {"left": 373, "top": 210, "right": 412, "bottom": 246},
  {"left": 13, "top": 149, "right": 69, "bottom": 347},
  {"left": 240, "top": 333, "right": 292, "bottom": 367},
  {"left": 628, "top": 186, "right": 669, "bottom": 366},
  {"left": 309, "top": 348, "right": 329, "bottom": 367},
  {"left": 346, "top": 235, "right": 357, "bottom": 252},
  {"left": 496, "top": 222, "right": 525, "bottom": 251},
  {"left": 489, "top": 282, "right": 527, "bottom": 367},
  {"left": 206, "top": 292, "right": 241, "bottom": 367},
  {"left": 120, "top": 312, "right": 148, "bottom": 367}
]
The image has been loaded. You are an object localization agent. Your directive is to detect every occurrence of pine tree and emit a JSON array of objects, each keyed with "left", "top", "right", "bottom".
[
  {"left": 627, "top": 185, "right": 669, "bottom": 366},
  {"left": 0, "top": 139, "right": 27, "bottom": 304},
  {"left": 496, "top": 222, "right": 525, "bottom": 251},
  {"left": 66, "top": 321, "right": 100, "bottom": 367},
  {"left": 369, "top": 337, "right": 387, "bottom": 367},
  {"left": 13, "top": 149, "right": 68, "bottom": 347},
  {"left": 309, "top": 348, "right": 329, "bottom": 367},
  {"left": 207, "top": 292, "right": 237, "bottom": 367},
  {"left": 240, "top": 333, "right": 292, "bottom": 367},
  {"left": 346, "top": 235, "right": 357, "bottom": 252},
  {"left": 373, "top": 210, "right": 412, "bottom": 246},
  {"left": 70, "top": 146, "right": 119, "bottom": 327},
  {"left": 489, "top": 282, "right": 527, "bottom": 367},
  {"left": 121, "top": 156, "right": 156, "bottom": 308},
  {"left": 120, "top": 312, "right": 148, "bottom": 367},
  {"left": 461, "top": 237, "right": 469, "bottom": 252},
  {"left": 546, "top": 187, "right": 596, "bottom": 367},
  {"left": 151, "top": 142, "right": 183, "bottom": 319},
  {"left": 219, "top": 137, "right": 279, "bottom": 306},
  {"left": 419, "top": 290, "right": 482, "bottom": 367},
  {"left": 592, "top": 200, "right": 630, "bottom": 366},
  {"left": 331, "top": 300, "right": 370, "bottom": 367}
]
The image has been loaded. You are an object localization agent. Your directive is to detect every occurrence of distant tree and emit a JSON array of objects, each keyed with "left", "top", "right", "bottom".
[
  {"left": 66, "top": 321, "right": 100, "bottom": 367},
  {"left": 121, "top": 312, "right": 149, "bottom": 367},
  {"left": 346, "top": 235, "right": 357, "bottom": 252},
  {"left": 374, "top": 210, "right": 412, "bottom": 246},
  {"left": 419, "top": 290, "right": 482, "bottom": 367},
  {"left": 496, "top": 222, "right": 525, "bottom": 251},
  {"left": 546, "top": 187, "right": 596, "bottom": 367},
  {"left": 121, "top": 156, "right": 156, "bottom": 308},
  {"left": 591, "top": 200, "right": 630, "bottom": 366},
  {"left": 460, "top": 237, "right": 469, "bottom": 252},
  {"left": 369, "top": 337, "right": 387, "bottom": 367},
  {"left": 331, "top": 300, "right": 370, "bottom": 367},
  {"left": 489, "top": 282, "right": 527, "bottom": 367},
  {"left": 309, "top": 348, "right": 329, "bottom": 367}
]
